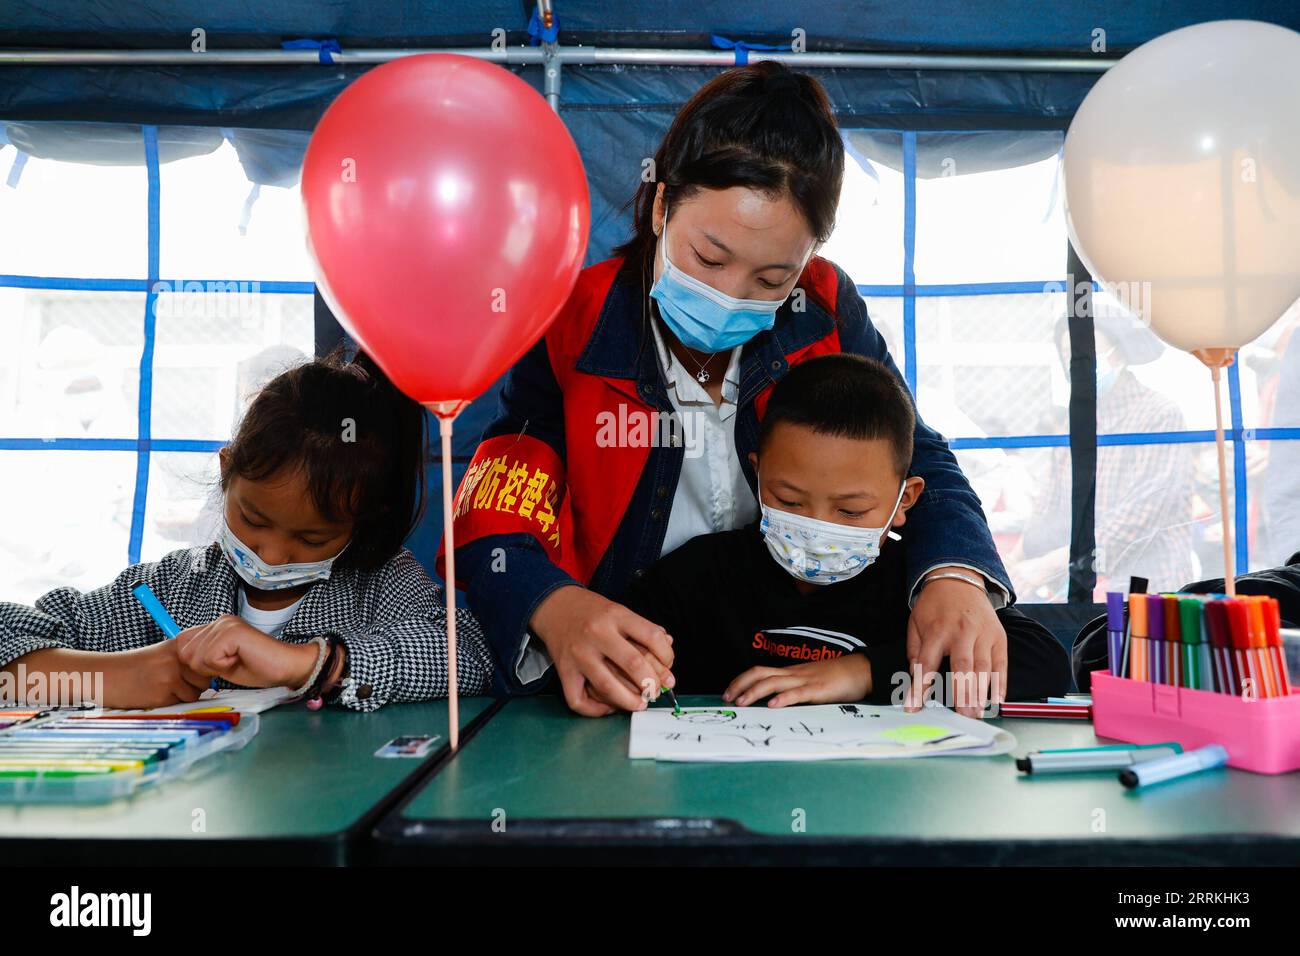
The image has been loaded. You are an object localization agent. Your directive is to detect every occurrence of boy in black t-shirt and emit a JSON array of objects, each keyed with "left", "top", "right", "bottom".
[{"left": 623, "top": 353, "right": 1069, "bottom": 709}]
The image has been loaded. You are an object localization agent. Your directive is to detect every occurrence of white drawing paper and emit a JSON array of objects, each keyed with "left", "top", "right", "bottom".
[
  {"left": 97, "top": 686, "right": 299, "bottom": 716},
  {"left": 628, "top": 702, "right": 1015, "bottom": 762}
]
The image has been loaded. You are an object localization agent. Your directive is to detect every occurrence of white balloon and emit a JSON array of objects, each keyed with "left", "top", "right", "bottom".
[{"left": 1063, "top": 20, "right": 1300, "bottom": 352}]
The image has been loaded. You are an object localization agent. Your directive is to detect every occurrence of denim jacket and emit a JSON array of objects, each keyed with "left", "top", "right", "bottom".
[{"left": 453, "top": 257, "right": 1014, "bottom": 694}]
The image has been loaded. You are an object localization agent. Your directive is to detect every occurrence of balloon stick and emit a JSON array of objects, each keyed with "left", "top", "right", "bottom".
[
  {"left": 428, "top": 401, "right": 467, "bottom": 749},
  {"left": 1194, "top": 348, "right": 1238, "bottom": 598}
]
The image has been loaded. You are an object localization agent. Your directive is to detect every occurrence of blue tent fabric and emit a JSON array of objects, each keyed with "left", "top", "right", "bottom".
[
  {"left": 225, "top": 128, "right": 310, "bottom": 186},
  {"left": 3, "top": 121, "right": 221, "bottom": 164},
  {"left": 3, "top": 2, "right": 1300, "bottom": 128},
  {"left": 0, "top": 1, "right": 528, "bottom": 48},
  {"left": 846, "top": 128, "right": 1064, "bottom": 178},
  {"left": 3, "top": 1, "right": 1297, "bottom": 53},
  {"left": 3, "top": 1, "right": 1297, "bottom": 588}
]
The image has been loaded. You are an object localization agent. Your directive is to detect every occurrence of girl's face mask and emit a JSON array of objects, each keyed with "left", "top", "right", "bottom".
[
  {"left": 219, "top": 515, "right": 348, "bottom": 591},
  {"left": 649, "top": 207, "right": 794, "bottom": 354},
  {"left": 760, "top": 482, "right": 906, "bottom": 585}
]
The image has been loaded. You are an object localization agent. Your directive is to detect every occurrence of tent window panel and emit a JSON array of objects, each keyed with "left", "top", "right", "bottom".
[
  {"left": 0, "top": 289, "right": 145, "bottom": 440},
  {"left": 151, "top": 290, "right": 313, "bottom": 441},
  {"left": 141, "top": 450, "right": 222, "bottom": 565},
  {"left": 824, "top": 132, "right": 905, "bottom": 287},
  {"left": 914, "top": 292, "right": 1065, "bottom": 439},
  {"left": 0, "top": 131, "right": 149, "bottom": 280},
  {"left": 1239, "top": 302, "right": 1300, "bottom": 431},
  {"left": 1084, "top": 287, "right": 1240, "bottom": 435},
  {"left": 1095, "top": 439, "right": 1229, "bottom": 600},
  {"left": 912, "top": 131, "right": 1066, "bottom": 286},
  {"left": 860, "top": 295, "right": 905, "bottom": 380},
  {"left": 1248, "top": 438, "right": 1300, "bottom": 571},
  {"left": 954, "top": 446, "right": 1066, "bottom": 603},
  {"left": 0, "top": 449, "right": 137, "bottom": 606},
  {"left": 157, "top": 129, "right": 314, "bottom": 282}
]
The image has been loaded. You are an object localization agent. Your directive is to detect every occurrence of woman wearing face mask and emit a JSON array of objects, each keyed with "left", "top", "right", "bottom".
[{"left": 446, "top": 62, "right": 1017, "bottom": 716}]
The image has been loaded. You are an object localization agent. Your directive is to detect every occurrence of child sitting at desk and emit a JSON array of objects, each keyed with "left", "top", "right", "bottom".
[
  {"left": 0, "top": 348, "right": 493, "bottom": 712},
  {"left": 623, "top": 353, "right": 1070, "bottom": 710}
]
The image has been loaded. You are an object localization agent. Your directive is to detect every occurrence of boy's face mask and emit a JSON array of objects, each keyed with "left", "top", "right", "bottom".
[
  {"left": 649, "top": 206, "right": 792, "bottom": 354},
  {"left": 760, "top": 482, "right": 906, "bottom": 585},
  {"left": 219, "top": 515, "right": 348, "bottom": 591}
]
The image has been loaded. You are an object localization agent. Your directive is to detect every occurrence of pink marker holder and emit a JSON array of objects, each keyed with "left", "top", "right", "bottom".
[{"left": 1091, "top": 670, "right": 1300, "bottom": 775}]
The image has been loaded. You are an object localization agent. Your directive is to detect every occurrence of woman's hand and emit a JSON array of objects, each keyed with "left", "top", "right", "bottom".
[
  {"left": 907, "top": 572, "right": 1007, "bottom": 717},
  {"left": 175, "top": 615, "right": 319, "bottom": 690},
  {"left": 530, "top": 585, "right": 675, "bottom": 717},
  {"left": 723, "top": 653, "right": 873, "bottom": 708}
]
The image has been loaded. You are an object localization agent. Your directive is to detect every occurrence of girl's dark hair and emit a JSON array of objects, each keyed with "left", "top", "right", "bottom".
[
  {"left": 219, "top": 345, "right": 427, "bottom": 571},
  {"left": 612, "top": 61, "right": 844, "bottom": 280}
]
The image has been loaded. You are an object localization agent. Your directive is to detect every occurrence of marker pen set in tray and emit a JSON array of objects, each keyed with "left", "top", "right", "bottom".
[
  {"left": 1104, "top": 589, "right": 1290, "bottom": 696},
  {"left": 0, "top": 707, "right": 258, "bottom": 802},
  {"left": 1091, "top": 578, "right": 1300, "bottom": 774}
]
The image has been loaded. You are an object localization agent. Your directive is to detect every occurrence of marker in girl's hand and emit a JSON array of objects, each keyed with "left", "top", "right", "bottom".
[
  {"left": 130, "top": 583, "right": 218, "bottom": 691},
  {"left": 661, "top": 686, "right": 680, "bottom": 714}
]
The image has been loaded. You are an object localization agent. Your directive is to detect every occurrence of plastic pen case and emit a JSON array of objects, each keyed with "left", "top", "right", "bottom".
[
  {"left": 1091, "top": 670, "right": 1300, "bottom": 774},
  {"left": 0, "top": 713, "right": 260, "bottom": 802}
]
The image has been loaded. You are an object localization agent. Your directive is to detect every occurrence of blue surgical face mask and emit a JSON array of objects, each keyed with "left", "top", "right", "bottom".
[{"left": 649, "top": 209, "right": 792, "bottom": 354}]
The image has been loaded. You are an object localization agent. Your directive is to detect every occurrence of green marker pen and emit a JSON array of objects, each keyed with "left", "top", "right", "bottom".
[{"left": 660, "top": 687, "right": 680, "bottom": 714}]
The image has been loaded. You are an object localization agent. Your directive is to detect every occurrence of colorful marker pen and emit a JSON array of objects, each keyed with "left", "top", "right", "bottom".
[
  {"left": 1106, "top": 592, "right": 1125, "bottom": 676},
  {"left": 1129, "top": 592, "right": 1149, "bottom": 682},
  {"left": 131, "top": 582, "right": 217, "bottom": 691},
  {"left": 1016, "top": 743, "right": 1181, "bottom": 775},
  {"left": 1119, "top": 744, "right": 1229, "bottom": 789},
  {"left": 1178, "top": 597, "right": 1203, "bottom": 691},
  {"left": 1147, "top": 594, "right": 1165, "bottom": 684}
]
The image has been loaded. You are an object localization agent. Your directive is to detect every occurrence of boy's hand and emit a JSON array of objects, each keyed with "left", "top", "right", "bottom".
[
  {"left": 908, "top": 574, "right": 1008, "bottom": 717},
  {"left": 100, "top": 642, "right": 211, "bottom": 709},
  {"left": 175, "top": 615, "right": 318, "bottom": 690},
  {"left": 723, "top": 653, "right": 873, "bottom": 708}
]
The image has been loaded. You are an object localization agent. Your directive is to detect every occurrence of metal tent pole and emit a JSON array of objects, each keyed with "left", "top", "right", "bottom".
[{"left": 0, "top": 46, "right": 1115, "bottom": 72}]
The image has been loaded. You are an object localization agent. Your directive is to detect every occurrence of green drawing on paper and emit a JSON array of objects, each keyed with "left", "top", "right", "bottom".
[{"left": 672, "top": 709, "right": 737, "bottom": 724}]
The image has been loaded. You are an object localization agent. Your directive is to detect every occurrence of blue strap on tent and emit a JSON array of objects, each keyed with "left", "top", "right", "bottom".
[
  {"left": 128, "top": 126, "right": 161, "bottom": 566},
  {"left": 709, "top": 34, "right": 788, "bottom": 65},
  {"left": 5, "top": 150, "right": 26, "bottom": 189},
  {"left": 1227, "top": 359, "right": 1249, "bottom": 571},
  {"left": 857, "top": 280, "right": 1096, "bottom": 298},
  {"left": 901, "top": 132, "right": 918, "bottom": 393},
  {"left": 528, "top": 9, "right": 560, "bottom": 45},
  {"left": 281, "top": 38, "right": 341, "bottom": 64},
  {"left": 239, "top": 183, "right": 261, "bottom": 235},
  {"left": 840, "top": 131, "right": 881, "bottom": 205}
]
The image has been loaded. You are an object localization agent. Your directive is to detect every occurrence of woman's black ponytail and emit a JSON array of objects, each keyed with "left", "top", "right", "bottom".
[{"left": 220, "top": 344, "right": 429, "bottom": 571}]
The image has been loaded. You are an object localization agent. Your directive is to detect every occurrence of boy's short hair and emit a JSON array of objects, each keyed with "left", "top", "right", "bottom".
[{"left": 758, "top": 353, "right": 915, "bottom": 476}]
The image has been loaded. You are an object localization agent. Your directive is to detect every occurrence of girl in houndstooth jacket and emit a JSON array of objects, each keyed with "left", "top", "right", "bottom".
[{"left": 0, "top": 347, "right": 493, "bottom": 712}]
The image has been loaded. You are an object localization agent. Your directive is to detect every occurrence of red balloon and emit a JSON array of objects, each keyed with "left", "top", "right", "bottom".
[{"left": 302, "top": 54, "right": 590, "bottom": 408}]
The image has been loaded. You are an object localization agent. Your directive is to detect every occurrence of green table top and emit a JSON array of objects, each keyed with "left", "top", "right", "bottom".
[
  {"left": 0, "top": 696, "right": 493, "bottom": 864},
  {"left": 380, "top": 695, "right": 1300, "bottom": 864}
]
